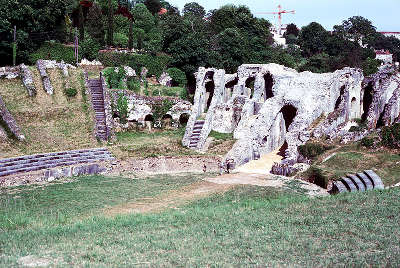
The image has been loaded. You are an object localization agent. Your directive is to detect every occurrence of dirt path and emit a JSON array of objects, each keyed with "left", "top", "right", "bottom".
[
  {"left": 234, "top": 150, "right": 283, "bottom": 174},
  {"left": 104, "top": 172, "right": 328, "bottom": 217}
]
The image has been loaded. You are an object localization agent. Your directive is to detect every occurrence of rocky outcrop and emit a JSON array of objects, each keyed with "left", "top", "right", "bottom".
[
  {"left": 19, "top": 64, "right": 36, "bottom": 96},
  {"left": 184, "top": 63, "right": 400, "bottom": 172},
  {"left": 0, "top": 95, "right": 25, "bottom": 141},
  {"left": 36, "top": 60, "right": 54, "bottom": 95}
]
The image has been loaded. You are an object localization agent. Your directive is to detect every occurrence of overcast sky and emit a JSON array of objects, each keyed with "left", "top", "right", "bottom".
[{"left": 167, "top": 0, "right": 400, "bottom": 31}]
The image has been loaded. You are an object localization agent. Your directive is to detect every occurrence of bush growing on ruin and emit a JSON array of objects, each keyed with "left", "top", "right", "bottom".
[
  {"left": 116, "top": 92, "right": 129, "bottom": 124},
  {"left": 166, "top": 68, "right": 187, "bottom": 87},
  {"left": 80, "top": 36, "right": 101, "bottom": 61},
  {"left": 64, "top": 87, "right": 78, "bottom": 98},
  {"left": 103, "top": 67, "right": 126, "bottom": 89},
  {"left": 127, "top": 77, "right": 141, "bottom": 93},
  {"left": 298, "top": 142, "right": 333, "bottom": 160},
  {"left": 381, "top": 123, "right": 400, "bottom": 149},
  {"left": 29, "top": 42, "right": 78, "bottom": 65}
]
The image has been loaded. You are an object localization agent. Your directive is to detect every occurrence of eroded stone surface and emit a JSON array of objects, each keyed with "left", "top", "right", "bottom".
[{"left": 184, "top": 63, "right": 400, "bottom": 172}]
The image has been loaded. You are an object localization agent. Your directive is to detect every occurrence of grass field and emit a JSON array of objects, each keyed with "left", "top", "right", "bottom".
[{"left": 1, "top": 173, "right": 399, "bottom": 266}]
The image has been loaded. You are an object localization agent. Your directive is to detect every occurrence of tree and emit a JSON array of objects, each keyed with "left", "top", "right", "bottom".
[
  {"left": 333, "top": 16, "right": 376, "bottom": 45},
  {"left": 144, "top": 0, "right": 161, "bottom": 15},
  {"left": 183, "top": 2, "right": 206, "bottom": 18},
  {"left": 107, "top": 0, "right": 114, "bottom": 46},
  {"left": 86, "top": 3, "right": 105, "bottom": 46},
  {"left": 0, "top": 0, "right": 69, "bottom": 65},
  {"left": 285, "top": 23, "right": 299, "bottom": 37},
  {"left": 298, "top": 22, "right": 329, "bottom": 57}
]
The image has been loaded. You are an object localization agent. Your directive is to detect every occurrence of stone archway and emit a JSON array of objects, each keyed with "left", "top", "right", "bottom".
[
  {"left": 205, "top": 71, "right": 215, "bottom": 110},
  {"left": 179, "top": 113, "right": 190, "bottom": 126},
  {"left": 362, "top": 82, "right": 374, "bottom": 122},
  {"left": 263, "top": 73, "right": 274, "bottom": 101},
  {"left": 280, "top": 104, "right": 298, "bottom": 132},
  {"left": 245, "top": 77, "right": 256, "bottom": 98}
]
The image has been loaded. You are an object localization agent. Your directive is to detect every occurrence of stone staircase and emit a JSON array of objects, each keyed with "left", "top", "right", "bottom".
[
  {"left": 0, "top": 148, "right": 114, "bottom": 177},
  {"left": 189, "top": 120, "right": 205, "bottom": 149},
  {"left": 332, "top": 170, "right": 385, "bottom": 193},
  {"left": 88, "top": 78, "right": 108, "bottom": 141}
]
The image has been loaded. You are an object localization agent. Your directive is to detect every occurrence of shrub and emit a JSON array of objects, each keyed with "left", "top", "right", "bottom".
[
  {"left": 80, "top": 36, "right": 101, "bottom": 61},
  {"left": 116, "top": 92, "right": 129, "bottom": 124},
  {"left": 166, "top": 67, "right": 187, "bottom": 87},
  {"left": 103, "top": 67, "right": 126, "bottom": 89},
  {"left": 64, "top": 87, "right": 78, "bottom": 97},
  {"left": 152, "top": 99, "right": 174, "bottom": 126},
  {"left": 29, "top": 42, "right": 78, "bottom": 65},
  {"left": 127, "top": 77, "right": 141, "bottom": 93},
  {"left": 349, "top": 118, "right": 367, "bottom": 132},
  {"left": 381, "top": 123, "right": 400, "bottom": 148},
  {"left": 298, "top": 142, "right": 333, "bottom": 159},
  {"left": 361, "top": 137, "right": 374, "bottom": 148},
  {"left": 97, "top": 51, "right": 172, "bottom": 78},
  {"left": 114, "top": 32, "right": 129, "bottom": 48}
]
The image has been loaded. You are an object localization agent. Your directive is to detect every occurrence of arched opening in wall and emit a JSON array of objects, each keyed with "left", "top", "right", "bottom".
[
  {"left": 205, "top": 71, "right": 215, "bottom": 110},
  {"left": 144, "top": 114, "right": 154, "bottom": 122},
  {"left": 179, "top": 113, "right": 190, "bottom": 126},
  {"left": 162, "top": 114, "right": 173, "bottom": 128},
  {"left": 361, "top": 82, "right": 374, "bottom": 122},
  {"left": 263, "top": 73, "right": 274, "bottom": 101},
  {"left": 225, "top": 77, "right": 238, "bottom": 100},
  {"left": 335, "top": 85, "right": 346, "bottom": 109},
  {"left": 187, "top": 74, "right": 197, "bottom": 95},
  {"left": 277, "top": 141, "right": 288, "bottom": 158},
  {"left": 280, "top": 105, "right": 298, "bottom": 131},
  {"left": 350, "top": 97, "right": 357, "bottom": 118},
  {"left": 245, "top": 77, "right": 256, "bottom": 98}
]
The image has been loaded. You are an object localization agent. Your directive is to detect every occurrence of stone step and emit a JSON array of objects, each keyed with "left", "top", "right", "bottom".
[
  {"left": 0, "top": 152, "right": 113, "bottom": 170},
  {"left": 364, "top": 170, "right": 385, "bottom": 190},
  {"left": 356, "top": 173, "right": 374, "bottom": 190},
  {"left": 333, "top": 181, "right": 348, "bottom": 193},
  {"left": 347, "top": 174, "right": 366, "bottom": 192},
  {"left": 340, "top": 177, "right": 358, "bottom": 192}
]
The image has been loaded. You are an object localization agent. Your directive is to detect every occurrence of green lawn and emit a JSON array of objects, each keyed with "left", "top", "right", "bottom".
[{"left": 1, "top": 174, "right": 400, "bottom": 266}]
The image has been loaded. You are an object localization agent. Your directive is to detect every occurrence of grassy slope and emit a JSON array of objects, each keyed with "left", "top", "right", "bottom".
[
  {"left": 109, "top": 128, "right": 235, "bottom": 159},
  {"left": 302, "top": 142, "right": 400, "bottom": 186},
  {"left": 0, "top": 68, "right": 97, "bottom": 158},
  {"left": 1, "top": 174, "right": 399, "bottom": 266}
]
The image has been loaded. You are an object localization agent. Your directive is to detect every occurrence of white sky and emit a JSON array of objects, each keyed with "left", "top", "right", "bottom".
[{"left": 167, "top": 0, "right": 400, "bottom": 31}]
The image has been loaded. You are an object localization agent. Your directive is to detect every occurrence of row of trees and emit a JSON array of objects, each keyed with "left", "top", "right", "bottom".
[{"left": 1, "top": 0, "right": 399, "bottom": 78}]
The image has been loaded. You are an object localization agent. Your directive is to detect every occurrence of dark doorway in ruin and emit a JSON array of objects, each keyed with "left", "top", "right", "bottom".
[
  {"left": 263, "top": 73, "right": 274, "bottom": 101},
  {"left": 335, "top": 85, "right": 346, "bottom": 110},
  {"left": 225, "top": 77, "right": 238, "bottom": 100},
  {"left": 277, "top": 141, "right": 288, "bottom": 158},
  {"left": 245, "top": 77, "right": 256, "bottom": 98},
  {"left": 179, "top": 113, "right": 190, "bottom": 126},
  {"left": 361, "top": 82, "right": 374, "bottom": 122},
  {"left": 162, "top": 114, "right": 173, "bottom": 128},
  {"left": 187, "top": 74, "right": 197, "bottom": 95},
  {"left": 144, "top": 114, "right": 154, "bottom": 122},
  {"left": 205, "top": 72, "right": 215, "bottom": 110},
  {"left": 280, "top": 105, "right": 298, "bottom": 131}
]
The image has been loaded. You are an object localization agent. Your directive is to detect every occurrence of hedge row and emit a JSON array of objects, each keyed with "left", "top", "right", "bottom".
[
  {"left": 98, "top": 51, "right": 171, "bottom": 78},
  {"left": 29, "top": 42, "right": 79, "bottom": 65}
]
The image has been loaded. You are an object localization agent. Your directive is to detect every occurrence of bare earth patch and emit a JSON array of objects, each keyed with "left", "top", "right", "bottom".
[
  {"left": 18, "top": 255, "right": 62, "bottom": 267},
  {"left": 103, "top": 181, "right": 232, "bottom": 216},
  {"left": 104, "top": 171, "right": 328, "bottom": 217}
]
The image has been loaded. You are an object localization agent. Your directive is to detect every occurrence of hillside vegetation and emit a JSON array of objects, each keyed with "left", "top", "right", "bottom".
[{"left": 0, "top": 69, "right": 97, "bottom": 158}]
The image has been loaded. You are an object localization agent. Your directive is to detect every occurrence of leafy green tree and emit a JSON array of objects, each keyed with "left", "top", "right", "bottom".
[
  {"left": 183, "top": 2, "right": 206, "bottom": 18},
  {"left": 144, "top": 0, "right": 161, "bottom": 15},
  {"left": 0, "top": 0, "right": 69, "bottom": 65},
  {"left": 167, "top": 32, "right": 210, "bottom": 75},
  {"left": 299, "top": 53, "right": 331, "bottom": 73},
  {"left": 362, "top": 57, "right": 381, "bottom": 76},
  {"left": 333, "top": 16, "right": 376, "bottom": 45},
  {"left": 107, "top": 0, "right": 114, "bottom": 46},
  {"left": 285, "top": 23, "right": 299, "bottom": 37},
  {"left": 86, "top": 3, "right": 105, "bottom": 46},
  {"left": 298, "top": 22, "right": 329, "bottom": 57}
]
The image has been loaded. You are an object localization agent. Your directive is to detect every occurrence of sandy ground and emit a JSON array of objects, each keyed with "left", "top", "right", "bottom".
[{"left": 235, "top": 150, "right": 283, "bottom": 174}]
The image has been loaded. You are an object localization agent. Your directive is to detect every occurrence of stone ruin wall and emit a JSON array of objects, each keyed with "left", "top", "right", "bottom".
[{"left": 184, "top": 63, "right": 400, "bottom": 170}]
